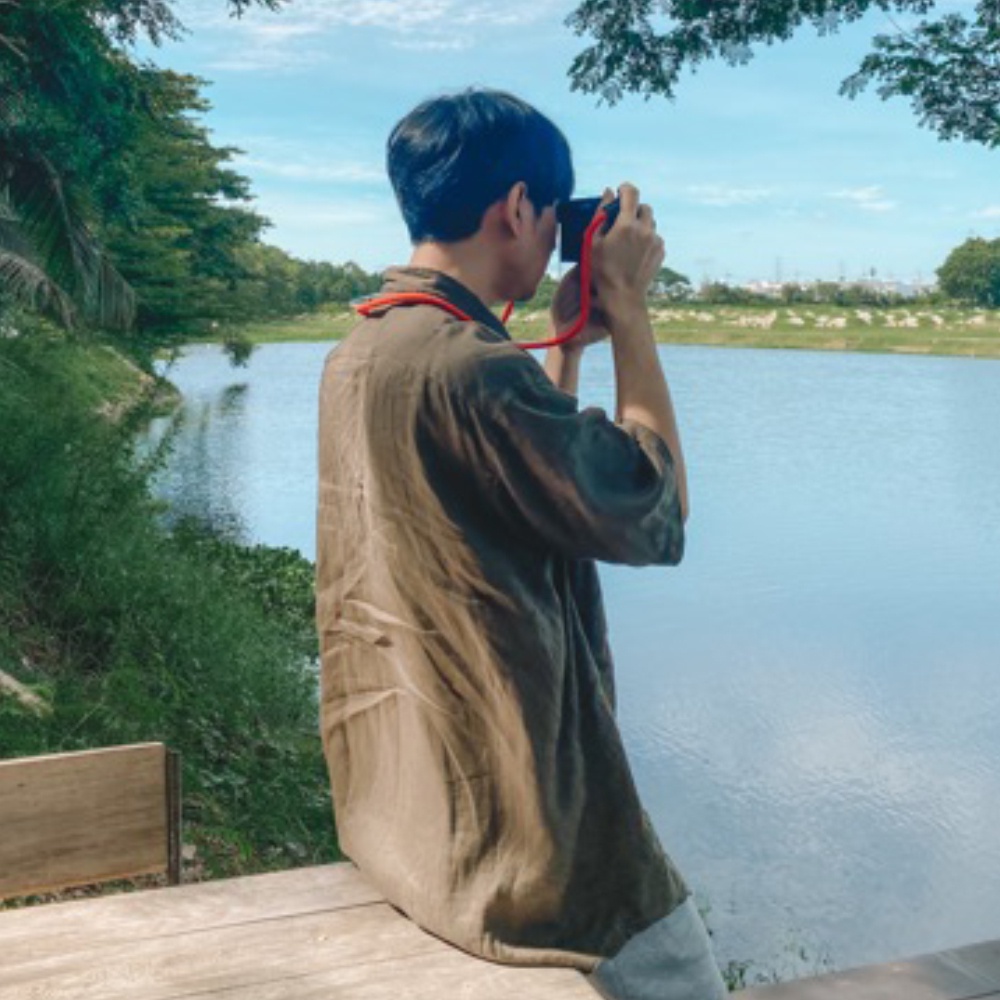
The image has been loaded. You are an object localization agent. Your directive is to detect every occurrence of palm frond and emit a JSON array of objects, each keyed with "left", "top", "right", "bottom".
[
  {"left": 0, "top": 247, "right": 75, "bottom": 329},
  {"left": 0, "top": 150, "right": 136, "bottom": 331}
]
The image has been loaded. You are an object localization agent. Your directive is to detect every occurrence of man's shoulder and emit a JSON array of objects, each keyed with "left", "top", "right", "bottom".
[{"left": 332, "top": 306, "right": 538, "bottom": 398}]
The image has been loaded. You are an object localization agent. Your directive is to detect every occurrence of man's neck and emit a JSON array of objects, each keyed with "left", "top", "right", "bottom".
[{"left": 408, "top": 240, "right": 502, "bottom": 308}]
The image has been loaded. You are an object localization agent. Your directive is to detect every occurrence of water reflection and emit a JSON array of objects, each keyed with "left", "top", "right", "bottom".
[
  {"left": 148, "top": 374, "right": 249, "bottom": 537},
  {"left": 153, "top": 342, "right": 1000, "bottom": 978}
]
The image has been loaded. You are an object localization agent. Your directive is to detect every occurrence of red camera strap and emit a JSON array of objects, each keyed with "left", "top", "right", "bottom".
[
  {"left": 352, "top": 207, "right": 609, "bottom": 351},
  {"left": 353, "top": 291, "right": 475, "bottom": 324}
]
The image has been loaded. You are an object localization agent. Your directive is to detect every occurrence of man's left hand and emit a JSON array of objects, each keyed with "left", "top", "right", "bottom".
[{"left": 550, "top": 265, "right": 612, "bottom": 352}]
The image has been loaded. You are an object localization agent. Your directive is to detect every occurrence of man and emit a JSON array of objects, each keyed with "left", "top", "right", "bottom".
[{"left": 316, "top": 88, "right": 726, "bottom": 999}]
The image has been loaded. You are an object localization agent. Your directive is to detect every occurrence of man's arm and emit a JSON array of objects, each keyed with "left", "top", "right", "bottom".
[
  {"left": 592, "top": 183, "right": 689, "bottom": 522},
  {"left": 465, "top": 350, "right": 685, "bottom": 567},
  {"left": 605, "top": 298, "right": 688, "bottom": 522},
  {"left": 543, "top": 344, "right": 582, "bottom": 397},
  {"left": 544, "top": 262, "right": 614, "bottom": 397}
]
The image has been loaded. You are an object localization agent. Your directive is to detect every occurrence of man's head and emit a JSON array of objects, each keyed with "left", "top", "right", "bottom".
[{"left": 387, "top": 89, "right": 574, "bottom": 301}]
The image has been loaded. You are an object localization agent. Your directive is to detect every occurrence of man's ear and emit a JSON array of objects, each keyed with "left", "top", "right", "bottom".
[{"left": 501, "top": 182, "right": 529, "bottom": 237}]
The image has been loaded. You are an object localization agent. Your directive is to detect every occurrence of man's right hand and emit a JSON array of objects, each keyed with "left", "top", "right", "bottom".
[{"left": 590, "top": 183, "right": 665, "bottom": 323}]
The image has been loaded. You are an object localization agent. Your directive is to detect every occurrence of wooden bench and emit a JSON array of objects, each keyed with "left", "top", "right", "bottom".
[{"left": 0, "top": 742, "right": 181, "bottom": 899}]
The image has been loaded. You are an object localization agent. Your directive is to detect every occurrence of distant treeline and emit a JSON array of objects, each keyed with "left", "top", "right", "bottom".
[{"left": 688, "top": 281, "right": 934, "bottom": 309}]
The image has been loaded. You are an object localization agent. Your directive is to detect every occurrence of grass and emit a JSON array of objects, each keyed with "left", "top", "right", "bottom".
[
  {"left": 210, "top": 310, "right": 357, "bottom": 344},
  {"left": 1, "top": 327, "right": 338, "bottom": 893},
  {"left": 211, "top": 303, "right": 1000, "bottom": 358}
]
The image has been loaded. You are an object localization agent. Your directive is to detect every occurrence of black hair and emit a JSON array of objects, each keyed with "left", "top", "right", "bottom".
[{"left": 386, "top": 88, "right": 574, "bottom": 244}]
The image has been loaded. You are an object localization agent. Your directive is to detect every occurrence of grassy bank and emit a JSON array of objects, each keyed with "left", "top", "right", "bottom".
[
  {"left": 216, "top": 303, "right": 1000, "bottom": 358},
  {"left": 0, "top": 327, "right": 337, "bottom": 894}
]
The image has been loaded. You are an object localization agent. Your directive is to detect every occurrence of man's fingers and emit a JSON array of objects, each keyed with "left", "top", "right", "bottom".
[
  {"left": 617, "top": 182, "right": 640, "bottom": 216},
  {"left": 637, "top": 203, "right": 656, "bottom": 229}
]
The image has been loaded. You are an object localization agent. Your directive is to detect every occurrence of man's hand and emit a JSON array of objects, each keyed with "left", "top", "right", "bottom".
[
  {"left": 550, "top": 264, "right": 612, "bottom": 352},
  {"left": 590, "top": 183, "right": 665, "bottom": 319}
]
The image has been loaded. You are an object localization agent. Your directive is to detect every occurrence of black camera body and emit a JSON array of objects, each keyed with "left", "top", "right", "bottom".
[{"left": 557, "top": 197, "right": 621, "bottom": 263}]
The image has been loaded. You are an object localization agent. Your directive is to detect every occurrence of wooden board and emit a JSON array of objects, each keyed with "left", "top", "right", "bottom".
[
  {"left": 2, "top": 857, "right": 998, "bottom": 1000},
  {"left": 742, "top": 938, "right": 1000, "bottom": 999},
  {"left": 0, "top": 864, "right": 381, "bottom": 968},
  {"left": 0, "top": 896, "right": 596, "bottom": 999},
  {"left": 0, "top": 744, "right": 172, "bottom": 898}
]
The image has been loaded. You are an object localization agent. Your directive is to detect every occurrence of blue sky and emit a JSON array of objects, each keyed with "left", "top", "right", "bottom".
[{"left": 140, "top": 0, "right": 999, "bottom": 285}]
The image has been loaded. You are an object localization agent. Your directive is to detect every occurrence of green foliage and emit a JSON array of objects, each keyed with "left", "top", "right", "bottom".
[
  {"left": 936, "top": 237, "right": 1000, "bottom": 308},
  {"left": 566, "top": 0, "right": 1000, "bottom": 147},
  {"left": 0, "top": 0, "right": 299, "bottom": 343},
  {"left": 0, "top": 0, "right": 382, "bottom": 348},
  {"left": 698, "top": 282, "right": 764, "bottom": 306},
  {"left": 0, "top": 2, "right": 138, "bottom": 330},
  {"left": 99, "top": 68, "right": 269, "bottom": 338},
  {"left": 654, "top": 266, "right": 692, "bottom": 299},
  {"left": 781, "top": 282, "right": 915, "bottom": 307},
  {"left": 527, "top": 273, "right": 559, "bottom": 311},
  {"left": 228, "top": 245, "right": 382, "bottom": 319},
  {"left": 684, "top": 281, "right": 922, "bottom": 308},
  {"left": 0, "top": 330, "right": 336, "bottom": 875}
]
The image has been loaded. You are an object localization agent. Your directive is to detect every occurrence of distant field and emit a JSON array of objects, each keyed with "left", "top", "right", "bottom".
[{"left": 226, "top": 304, "right": 1000, "bottom": 358}]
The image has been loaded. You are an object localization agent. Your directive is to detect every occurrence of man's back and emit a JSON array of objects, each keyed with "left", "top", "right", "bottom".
[{"left": 316, "top": 266, "right": 687, "bottom": 970}]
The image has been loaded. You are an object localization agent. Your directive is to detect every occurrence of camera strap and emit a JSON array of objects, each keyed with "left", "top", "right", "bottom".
[
  {"left": 353, "top": 291, "right": 475, "bottom": 324},
  {"left": 352, "top": 205, "right": 610, "bottom": 351}
]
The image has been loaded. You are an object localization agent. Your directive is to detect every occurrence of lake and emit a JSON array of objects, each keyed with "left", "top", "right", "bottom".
[{"left": 152, "top": 341, "right": 1000, "bottom": 981}]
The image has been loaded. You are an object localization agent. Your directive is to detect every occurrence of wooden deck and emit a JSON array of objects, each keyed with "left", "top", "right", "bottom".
[
  {"left": 1, "top": 862, "right": 998, "bottom": 998},
  {"left": 743, "top": 938, "right": 1000, "bottom": 999}
]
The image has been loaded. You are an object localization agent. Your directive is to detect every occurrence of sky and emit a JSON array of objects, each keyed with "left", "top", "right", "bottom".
[{"left": 136, "top": 0, "right": 999, "bottom": 286}]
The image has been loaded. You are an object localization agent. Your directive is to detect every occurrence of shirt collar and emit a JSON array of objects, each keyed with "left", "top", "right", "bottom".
[{"left": 380, "top": 266, "right": 510, "bottom": 341}]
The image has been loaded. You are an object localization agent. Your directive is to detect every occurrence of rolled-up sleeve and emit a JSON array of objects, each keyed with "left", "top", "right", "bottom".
[{"left": 458, "top": 350, "right": 684, "bottom": 567}]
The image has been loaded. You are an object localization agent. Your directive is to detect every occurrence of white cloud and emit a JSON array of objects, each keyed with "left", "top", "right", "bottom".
[
  {"left": 687, "top": 184, "right": 774, "bottom": 207},
  {"left": 391, "top": 35, "right": 471, "bottom": 52},
  {"left": 207, "top": 49, "right": 327, "bottom": 73},
  {"left": 975, "top": 205, "right": 1000, "bottom": 219},
  {"left": 177, "top": 0, "right": 561, "bottom": 71},
  {"left": 249, "top": 193, "right": 407, "bottom": 267},
  {"left": 241, "top": 157, "right": 384, "bottom": 184},
  {"left": 829, "top": 185, "right": 898, "bottom": 213}
]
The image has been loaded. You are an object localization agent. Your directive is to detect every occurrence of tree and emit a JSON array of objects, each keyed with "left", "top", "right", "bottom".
[
  {"left": 0, "top": 0, "right": 285, "bottom": 333},
  {"left": 652, "top": 266, "right": 691, "bottom": 298},
  {"left": 101, "top": 69, "right": 269, "bottom": 336},
  {"left": 566, "top": 0, "right": 1000, "bottom": 148},
  {"left": 936, "top": 238, "right": 1000, "bottom": 308},
  {"left": 0, "top": 2, "right": 141, "bottom": 329}
]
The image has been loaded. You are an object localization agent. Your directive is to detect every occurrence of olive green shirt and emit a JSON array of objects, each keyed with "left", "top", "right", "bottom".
[{"left": 316, "top": 266, "right": 688, "bottom": 970}]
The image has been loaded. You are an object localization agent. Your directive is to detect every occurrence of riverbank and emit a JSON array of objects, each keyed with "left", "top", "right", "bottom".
[
  {"left": 224, "top": 303, "right": 1000, "bottom": 358},
  {"left": 0, "top": 331, "right": 337, "bottom": 894}
]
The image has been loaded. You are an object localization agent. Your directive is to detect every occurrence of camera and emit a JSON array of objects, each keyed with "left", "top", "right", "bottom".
[{"left": 557, "top": 197, "right": 621, "bottom": 264}]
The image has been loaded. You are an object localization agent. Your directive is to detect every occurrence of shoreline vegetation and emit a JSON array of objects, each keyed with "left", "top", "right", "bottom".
[
  {"left": 0, "top": 331, "right": 337, "bottom": 900},
  {"left": 215, "top": 303, "right": 1000, "bottom": 359}
]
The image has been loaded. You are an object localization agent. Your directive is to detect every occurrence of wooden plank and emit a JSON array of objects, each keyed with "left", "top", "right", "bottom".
[
  {"left": 0, "top": 902, "right": 458, "bottom": 999},
  {"left": 741, "top": 948, "right": 1000, "bottom": 1000},
  {"left": 0, "top": 744, "right": 170, "bottom": 897},
  {"left": 0, "top": 864, "right": 381, "bottom": 968},
  {"left": 144, "top": 949, "right": 599, "bottom": 999},
  {"left": 0, "top": 897, "right": 597, "bottom": 1000}
]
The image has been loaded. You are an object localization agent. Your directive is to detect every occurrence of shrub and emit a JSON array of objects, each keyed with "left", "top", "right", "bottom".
[{"left": 0, "top": 329, "right": 336, "bottom": 876}]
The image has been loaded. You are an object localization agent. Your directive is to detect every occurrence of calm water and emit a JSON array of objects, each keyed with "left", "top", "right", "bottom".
[{"left": 152, "top": 342, "right": 1000, "bottom": 978}]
